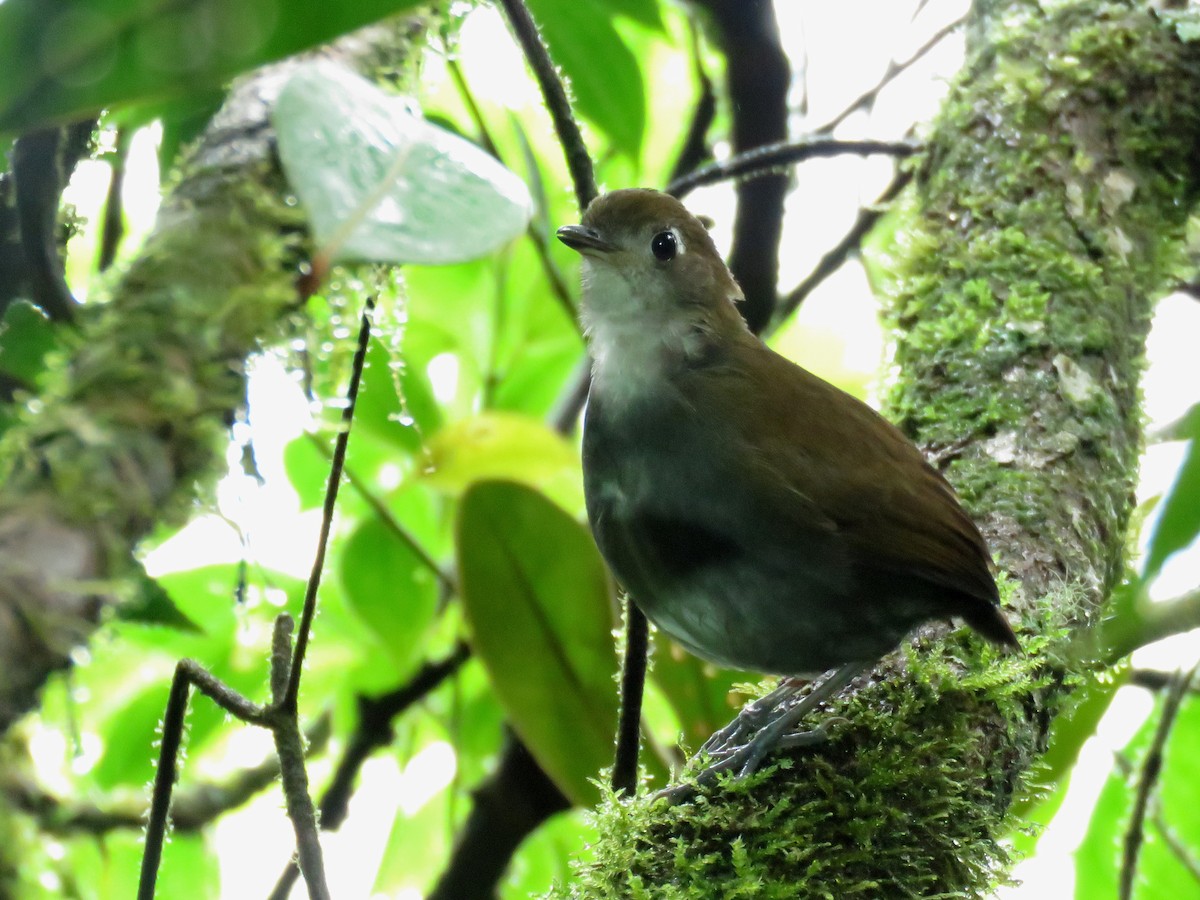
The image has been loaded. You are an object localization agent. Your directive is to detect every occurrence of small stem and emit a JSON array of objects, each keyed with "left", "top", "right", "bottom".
[
  {"left": 497, "top": 0, "right": 597, "bottom": 211},
  {"left": 283, "top": 299, "right": 374, "bottom": 712},
  {"left": 271, "top": 708, "right": 330, "bottom": 900},
  {"left": 1120, "top": 663, "right": 1199, "bottom": 900},
  {"left": 138, "top": 663, "right": 192, "bottom": 900},
  {"left": 1105, "top": 586, "right": 1200, "bottom": 662},
  {"left": 772, "top": 168, "right": 913, "bottom": 327},
  {"left": 667, "top": 137, "right": 916, "bottom": 199}
]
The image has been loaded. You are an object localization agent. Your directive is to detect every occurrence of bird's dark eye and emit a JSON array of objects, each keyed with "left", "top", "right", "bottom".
[{"left": 650, "top": 231, "right": 677, "bottom": 261}]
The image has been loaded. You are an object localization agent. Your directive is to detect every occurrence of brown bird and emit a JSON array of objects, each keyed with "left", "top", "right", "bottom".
[{"left": 557, "top": 188, "right": 1018, "bottom": 778}]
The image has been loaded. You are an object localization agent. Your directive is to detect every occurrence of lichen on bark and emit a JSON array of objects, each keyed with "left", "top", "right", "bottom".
[
  {"left": 0, "top": 69, "right": 307, "bottom": 734},
  {"left": 554, "top": 3, "right": 1200, "bottom": 897}
]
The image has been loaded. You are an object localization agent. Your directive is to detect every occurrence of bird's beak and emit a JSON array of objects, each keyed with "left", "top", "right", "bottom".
[{"left": 556, "top": 224, "right": 617, "bottom": 255}]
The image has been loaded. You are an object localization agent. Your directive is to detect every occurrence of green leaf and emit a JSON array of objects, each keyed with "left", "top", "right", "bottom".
[
  {"left": 526, "top": 0, "right": 646, "bottom": 156},
  {"left": 0, "top": 300, "right": 58, "bottom": 385},
  {"left": 0, "top": 0, "right": 426, "bottom": 135},
  {"left": 372, "top": 786, "right": 453, "bottom": 894},
  {"left": 116, "top": 566, "right": 203, "bottom": 633},
  {"left": 1076, "top": 692, "right": 1200, "bottom": 899},
  {"left": 91, "top": 679, "right": 222, "bottom": 790},
  {"left": 598, "top": 0, "right": 665, "bottom": 30},
  {"left": 355, "top": 337, "right": 442, "bottom": 454},
  {"left": 456, "top": 480, "right": 617, "bottom": 805},
  {"left": 273, "top": 61, "right": 532, "bottom": 265},
  {"left": 339, "top": 514, "right": 439, "bottom": 675},
  {"left": 422, "top": 412, "right": 583, "bottom": 511},
  {"left": 1143, "top": 422, "right": 1200, "bottom": 581},
  {"left": 1008, "top": 668, "right": 1123, "bottom": 852}
]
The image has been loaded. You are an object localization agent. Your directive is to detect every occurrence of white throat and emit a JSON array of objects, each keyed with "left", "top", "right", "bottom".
[{"left": 580, "top": 260, "right": 703, "bottom": 411}]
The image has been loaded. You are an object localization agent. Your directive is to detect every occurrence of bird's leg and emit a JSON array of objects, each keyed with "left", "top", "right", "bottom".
[
  {"left": 659, "top": 662, "right": 864, "bottom": 801},
  {"left": 698, "top": 677, "right": 807, "bottom": 758},
  {"left": 730, "top": 661, "right": 863, "bottom": 777}
]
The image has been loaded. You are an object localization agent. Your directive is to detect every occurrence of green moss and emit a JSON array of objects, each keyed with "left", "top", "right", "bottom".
[
  {"left": 883, "top": 1, "right": 1200, "bottom": 601},
  {"left": 561, "top": 628, "right": 1051, "bottom": 900}
]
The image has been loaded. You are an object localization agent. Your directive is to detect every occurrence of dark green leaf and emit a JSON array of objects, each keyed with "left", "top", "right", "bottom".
[
  {"left": 0, "top": 300, "right": 58, "bottom": 384},
  {"left": 355, "top": 337, "right": 442, "bottom": 454},
  {"left": 456, "top": 480, "right": 616, "bottom": 805},
  {"left": 0, "top": 0, "right": 426, "bottom": 135},
  {"left": 116, "top": 566, "right": 203, "bottom": 633},
  {"left": 340, "top": 514, "right": 439, "bottom": 674},
  {"left": 273, "top": 62, "right": 532, "bottom": 265},
  {"left": 526, "top": 0, "right": 646, "bottom": 156}
]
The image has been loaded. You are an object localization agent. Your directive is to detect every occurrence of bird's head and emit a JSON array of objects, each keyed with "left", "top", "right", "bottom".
[{"left": 557, "top": 189, "right": 746, "bottom": 391}]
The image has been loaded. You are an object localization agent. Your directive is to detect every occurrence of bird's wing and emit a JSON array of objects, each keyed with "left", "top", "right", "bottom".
[{"left": 700, "top": 341, "right": 999, "bottom": 608}]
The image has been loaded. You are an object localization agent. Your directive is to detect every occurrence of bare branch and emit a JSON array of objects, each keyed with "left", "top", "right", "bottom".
[
  {"left": 268, "top": 643, "right": 471, "bottom": 900},
  {"left": 772, "top": 167, "right": 913, "bottom": 326},
  {"left": 1120, "top": 663, "right": 1199, "bottom": 900},
  {"left": 667, "top": 137, "right": 916, "bottom": 199},
  {"left": 814, "top": 15, "right": 965, "bottom": 134}
]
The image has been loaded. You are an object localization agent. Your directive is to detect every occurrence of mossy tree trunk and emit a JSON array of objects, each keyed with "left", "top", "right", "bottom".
[
  {"left": 558, "top": 3, "right": 1200, "bottom": 897},
  {"left": 0, "top": 66, "right": 319, "bottom": 733}
]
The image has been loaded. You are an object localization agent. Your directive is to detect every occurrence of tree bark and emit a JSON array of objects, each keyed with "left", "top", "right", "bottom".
[
  {"left": 0, "top": 26, "right": 422, "bottom": 734},
  {"left": 553, "top": 2, "right": 1200, "bottom": 896}
]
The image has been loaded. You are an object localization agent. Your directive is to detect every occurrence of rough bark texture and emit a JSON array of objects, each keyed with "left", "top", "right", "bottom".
[{"left": 554, "top": 3, "right": 1200, "bottom": 897}]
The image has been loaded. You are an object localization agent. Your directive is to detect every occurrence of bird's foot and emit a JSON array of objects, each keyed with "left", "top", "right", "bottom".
[{"left": 654, "top": 662, "right": 865, "bottom": 804}]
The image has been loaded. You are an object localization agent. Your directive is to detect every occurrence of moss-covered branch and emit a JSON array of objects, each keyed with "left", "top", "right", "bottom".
[
  {"left": 0, "top": 89, "right": 301, "bottom": 732},
  {"left": 556, "top": 2, "right": 1200, "bottom": 896}
]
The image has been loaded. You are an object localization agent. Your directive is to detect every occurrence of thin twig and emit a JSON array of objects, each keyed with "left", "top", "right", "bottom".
[
  {"left": 283, "top": 298, "right": 375, "bottom": 711},
  {"left": 185, "top": 659, "right": 269, "bottom": 724},
  {"left": 138, "top": 664, "right": 192, "bottom": 900},
  {"left": 97, "top": 127, "right": 129, "bottom": 272},
  {"left": 1120, "top": 662, "right": 1200, "bottom": 900},
  {"left": 448, "top": 55, "right": 579, "bottom": 327},
  {"left": 267, "top": 615, "right": 330, "bottom": 900},
  {"left": 814, "top": 15, "right": 966, "bottom": 134},
  {"left": 267, "top": 642, "right": 472, "bottom": 900},
  {"left": 3, "top": 714, "right": 332, "bottom": 835},
  {"left": 497, "top": 0, "right": 597, "bottom": 211},
  {"left": 1130, "top": 668, "right": 1200, "bottom": 692},
  {"left": 667, "top": 137, "right": 917, "bottom": 199},
  {"left": 306, "top": 433, "right": 455, "bottom": 595},
  {"left": 772, "top": 167, "right": 913, "bottom": 327}
]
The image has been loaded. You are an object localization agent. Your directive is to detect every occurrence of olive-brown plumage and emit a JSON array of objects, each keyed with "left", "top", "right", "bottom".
[{"left": 558, "top": 189, "right": 1016, "bottom": 679}]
